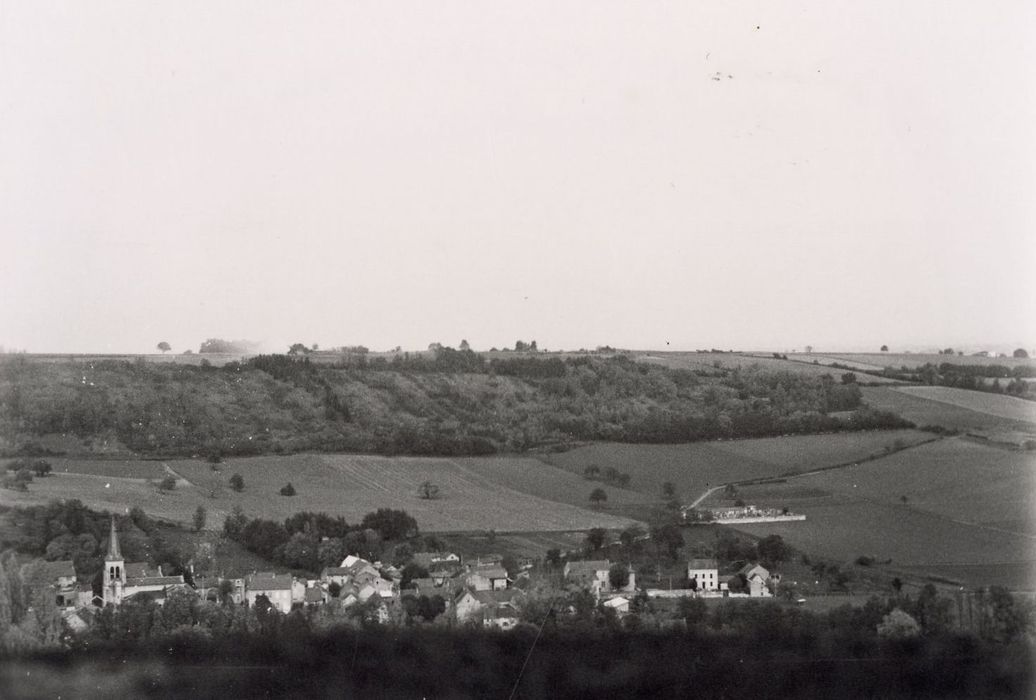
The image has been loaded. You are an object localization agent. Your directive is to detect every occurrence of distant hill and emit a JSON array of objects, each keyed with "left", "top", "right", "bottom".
[{"left": 0, "top": 351, "right": 908, "bottom": 459}]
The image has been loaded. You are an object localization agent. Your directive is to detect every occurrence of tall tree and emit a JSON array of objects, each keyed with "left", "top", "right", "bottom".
[
  {"left": 589, "top": 488, "right": 608, "bottom": 508},
  {"left": 157, "top": 341, "right": 171, "bottom": 353}
]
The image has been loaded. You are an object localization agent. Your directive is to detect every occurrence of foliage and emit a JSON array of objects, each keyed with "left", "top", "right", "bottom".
[
  {"left": 607, "top": 563, "right": 629, "bottom": 590},
  {"left": 229, "top": 473, "right": 244, "bottom": 491},
  {"left": 279, "top": 482, "right": 296, "bottom": 497},
  {"left": 418, "top": 481, "right": 440, "bottom": 500},
  {"left": 192, "top": 506, "right": 206, "bottom": 533},
  {"left": 588, "top": 488, "right": 607, "bottom": 507}
]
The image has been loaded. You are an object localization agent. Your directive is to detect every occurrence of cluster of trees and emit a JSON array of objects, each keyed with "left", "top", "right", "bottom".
[
  {"left": 3, "top": 457, "right": 52, "bottom": 491},
  {"left": 1, "top": 352, "right": 910, "bottom": 460},
  {"left": 872, "top": 362, "right": 1036, "bottom": 400},
  {"left": 0, "top": 501, "right": 192, "bottom": 595},
  {"left": 222, "top": 508, "right": 418, "bottom": 572},
  {"left": 581, "top": 464, "right": 631, "bottom": 488}
]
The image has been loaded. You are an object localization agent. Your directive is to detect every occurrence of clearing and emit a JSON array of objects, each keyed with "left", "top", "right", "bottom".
[
  {"left": 710, "top": 437, "right": 1036, "bottom": 589},
  {"left": 2, "top": 453, "right": 640, "bottom": 533},
  {"left": 543, "top": 429, "right": 935, "bottom": 501}
]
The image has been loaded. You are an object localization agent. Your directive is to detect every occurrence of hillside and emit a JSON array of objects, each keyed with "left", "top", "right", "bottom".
[{"left": 0, "top": 352, "right": 904, "bottom": 458}]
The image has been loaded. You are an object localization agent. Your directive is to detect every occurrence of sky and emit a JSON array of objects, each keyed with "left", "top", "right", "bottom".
[{"left": 1, "top": 1, "right": 1034, "bottom": 354}]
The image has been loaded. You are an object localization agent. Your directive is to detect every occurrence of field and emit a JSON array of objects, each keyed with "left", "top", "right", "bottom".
[
  {"left": 892, "top": 386, "right": 1036, "bottom": 424},
  {"left": 860, "top": 386, "right": 1036, "bottom": 437},
  {"left": 633, "top": 352, "right": 901, "bottom": 383},
  {"left": 711, "top": 438, "right": 1036, "bottom": 588},
  {"left": 0, "top": 454, "right": 640, "bottom": 533},
  {"left": 543, "top": 430, "right": 935, "bottom": 501},
  {"left": 820, "top": 352, "right": 1036, "bottom": 371}
]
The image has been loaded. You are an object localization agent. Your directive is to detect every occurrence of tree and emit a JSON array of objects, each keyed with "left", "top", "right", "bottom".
[
  {"left": 662, "top": 481, "right": 677, "bottom": 499},
  {"left": 361, "top": 508, "right": 418, "bottom": 540},
  {"left": 880, "top": 345, "right": 889, "bottom": 352},
  {"left": 608, "top": 563, "right": 630, "bottom": 590},
  {"left": 158, "top": 475, "right": 177, "bottom": 491},
  {"left": 756, "top": 535, "right": 788, "bottom": 567},
  {"left": 400, "top": 563, "right": 430, "bottom": 589},
  {"left": 459, "top": 339, "right": 470, "bottom": 351},
  {"left": 157, "top": 341, "right": 171, "bottom": 353},
  {"left": 1013, "top": 348, "right": 1029, "bottom": 358},
  {"left": 192, "top": 505, "right": 207, "bottom": 533},
  {"left": 589, "top": 488, "right": 608, "bottom": 508},
  {"left": 650, "top": 522, "right": 684, "bottom": 560},
  {"left": 583, "top": 465, "right": 600, "bottom": 480},
  {"left": 229, "top": 473, "right": 245, "bottom": 492},
  {"left": 877, "top": 609, "right": 921, "bottom": 639},
  {"left": 585, "top": 528, "right": 606, "bottom": 551},
  {"left": 30, "top": 460, "right": 51, "bottom": 477},
  {"left": 418, "top": 481, "right": 440, "bottom": 500},
  {"left": 280, "top": 482, "right": 296, "bottom": 497}
]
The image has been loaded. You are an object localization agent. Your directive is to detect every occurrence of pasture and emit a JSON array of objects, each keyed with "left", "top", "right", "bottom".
[
  {"left": 543, "top": 430, "right": 934, "bottom": 501},
  {"left": 860, "top": 386, "right": 1036, "bottom": 436},
  {"left": 892, "top": 386, "right": 1036, "bottom": 424},
  {"left": 3, "top": 454, "right": 640, "bottom": 533},
  {"left": 821, "top": 352, "right": 1036, "bottom": 371},
  {"left": 635, "top": 352, "right": 902, "bottom": 383},
  {"left": 717, "top": 438, "right": 1036, "bottom": 589}
]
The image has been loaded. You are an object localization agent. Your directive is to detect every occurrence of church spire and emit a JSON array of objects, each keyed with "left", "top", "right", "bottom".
[{"left": 106, "top": 515, "right": 122, "bottom": 561}]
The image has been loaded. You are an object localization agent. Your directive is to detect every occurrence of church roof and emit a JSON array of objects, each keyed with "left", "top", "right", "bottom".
[{"left": 105, "top": 516, "right": 121, "bottom": 561}]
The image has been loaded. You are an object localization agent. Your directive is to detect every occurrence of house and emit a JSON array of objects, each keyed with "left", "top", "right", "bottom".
[
  {"left": 465, "top": 565, "right": 509, "bottom": 592},
  {"left": 564, "top": 560, "right": 635, "bottom": 596},
  {"left": 245, "top": 572, "right": 294, "bottom": 613},
  {"left": 686, "top": 558, "right": 719, "bottom": 592},
  {"left": 102, "top": 517, "right": 186, "bottom": 607},
  {"left": 453, "top": 587, "right": 524, "bottom": 626},
  {"left": 725, "top": 563, "right": 774, "bottom": 598},
  {"left": 602, "top": 596, "right": 630, "bottom": 615},
  {"left": 303, "top": 586, "right": 325, "bottom": 607},
  {"left": 43, "top": 560, "right": 78, "bottom": 608},
  {"left": 321, "top": 567, "right": 352, "bottom": 587}
]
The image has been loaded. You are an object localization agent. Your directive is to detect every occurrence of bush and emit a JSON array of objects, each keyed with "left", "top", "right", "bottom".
[
  {"left": 229, "top": 473, "right": 244, "bottom": 491},
  {"left": 280, "top": 482, "right": 296, "bottom": 497},
  {"left": 158, "top": 475, "right": 177, "bottom": 491}
]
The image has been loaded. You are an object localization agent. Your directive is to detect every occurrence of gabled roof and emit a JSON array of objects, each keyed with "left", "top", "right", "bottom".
[
  {"left": 471, "top": 566, "right": 508, "bottom": 579},
  {"left": 127, "top": 576, "right": 185, "bottom": 587},
  {"left": 737, "top": 563, "right": 769, "bottom": 578},
  {"left": 125, "top": 562, "right": 161, "bottom": 579},
  {"left": 322, "top": 567, "right": 351, "bottom": 576},
  {"left": 565, "top": 560, "right": 611, "bottom": 577},
  {"left": 304, "top": 588, "right": 324, "bottom": 603},
  {"left": 246, "top": 572, "right": 293, "bottom": 591},
  {"left": 472, "top": 589, "right": 523, "bottom": 606},
  {"left": 687, "top": 559, "right": 718, "bottom": 570}
]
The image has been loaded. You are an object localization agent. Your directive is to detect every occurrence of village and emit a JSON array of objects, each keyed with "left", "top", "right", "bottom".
[{"left": 45, "top": 515, "right": 784, "bottom": 634}]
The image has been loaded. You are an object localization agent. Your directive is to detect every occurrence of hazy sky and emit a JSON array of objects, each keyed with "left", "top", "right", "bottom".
[{"left": 2, "top": 2, "right": 1033, "bottom": 354}]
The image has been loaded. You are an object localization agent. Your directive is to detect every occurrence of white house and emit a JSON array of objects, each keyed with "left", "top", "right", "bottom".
[
  {"left": 245, "top": 572, "right": 294, "bottom": 613},
  {"left": 686, "top": 558, "right": 719, "bottom": 592}
]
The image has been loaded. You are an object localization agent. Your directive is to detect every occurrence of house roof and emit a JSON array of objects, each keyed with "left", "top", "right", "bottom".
[
  {"left": 565, "top": 560, "right": 611, "bottom": 577},
  {"left": 44, "top": 560, "right": 76, "bottom": 580},
  {"left": 127, "top": 576, "right": 185, "bottom": 587},
  {"left": 304, "top": 588, "right": 324, "bottom": 603},
  {"left": 322, "top": 567, "right": 350, "bottom": 576},
  {"left": 473, "top": 589, "right": 523, "bottom": 606},
  {"left": 125, "top": 562, "right": 160, "bottom": 579},
  {"left": 246, "top": 572, "right": 293, "bottom": 591},
  {"left": 737, "top": 563, "right": 769, "bottom": 578},
  {"left": 687, "top": 559, "right": 718, "bottom": 570},
  {"left": 471, "top": 566, "right": 507, "bottom": 579},
  {"left": 603, "top": 596, "right": 630, "bottom": 608}
]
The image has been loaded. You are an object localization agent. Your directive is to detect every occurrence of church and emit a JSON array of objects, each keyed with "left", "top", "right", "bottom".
[{"left": 103, "top": 517, "right": 187, "bottom": 606}]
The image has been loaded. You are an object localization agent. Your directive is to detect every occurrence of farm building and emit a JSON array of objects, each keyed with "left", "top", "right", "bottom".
[{"left": 686, "top": 558, "right": 720, "bottom": 592}]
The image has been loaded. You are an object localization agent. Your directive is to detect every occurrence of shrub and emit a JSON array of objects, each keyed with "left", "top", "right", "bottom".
[
  {"left": 280, "top": 482, "right": 296, "bottom": 497},
  {"left": 229, "top": 473, "right": 245, "bottom": 491},
  {"left": 158, "top": 475, "right": 177, "bottom": 491}
]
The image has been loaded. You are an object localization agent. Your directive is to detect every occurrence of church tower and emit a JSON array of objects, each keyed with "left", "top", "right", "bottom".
[{"left": 103, "top": 516, "right": 125, "bottom": 606}]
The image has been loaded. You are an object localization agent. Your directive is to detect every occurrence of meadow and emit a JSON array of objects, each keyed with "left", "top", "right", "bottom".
[
  {"left": 542, "top": 429, "right": 934, "bottom": 501},
  {"left": 3, "top": 453, "right": 639, "bottom": 533},
  {"left": 860, "top": 386, "right": 1036, "bottom": 436},
  {"left": 892, "top": 386, "right": 1036, "bottom": 424},
  {"left": 822, "top": 352, "right": 1036, "bottom": 371},
  {"left": 634, "top": 352, "right": 901, "bottom": 383},
  {"left": 715, "top": 438, "right": 1036, "bottom": 589}
]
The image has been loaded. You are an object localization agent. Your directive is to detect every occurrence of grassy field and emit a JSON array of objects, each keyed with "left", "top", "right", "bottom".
[
  {"left": 821, "top": 352, "right": 1036, "bottom": 371},
  {"left": 3, "top": 454, "right": 640, "bottom": 533},
  {"left": 892, "top": 386, "right": 1036, "bottom": 424},
  {"left": 36, "top": 457, "right": 169, "bottom": 479},
  {"left": 860, "top": 386, "right": 1036, "bottom": 437},
  {"left": 712, "top": 438, "right": 1036, "bottom": 589},
  {"left": 542, "top": 430, "right": 935, "bottom": 501},
  {"left": 633, "top": 352, "right": 901, "bottom": 383}
]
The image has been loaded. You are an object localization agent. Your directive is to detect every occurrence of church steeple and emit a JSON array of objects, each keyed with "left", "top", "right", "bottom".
[{"left": 105, "top": 515, "right": 122, "bottom": 561}]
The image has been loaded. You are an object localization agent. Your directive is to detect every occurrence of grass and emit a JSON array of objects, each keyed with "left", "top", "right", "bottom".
[
  {"left": 861, "top": 386, "right": 1036, "bottom": 436},
  {"left": 38, "top": 458, "right": 169, "bottom": 479},
  {"left": 6, "top": 454, "right": 640, "bottom": 533},
  {"left": 712, "top": 437, "right": 1036, "bottom": 589},
  {"left": 892, "top": 386, "right": 1036, "bottom": 424},
  {"left": 634, "top": 352, "right": 900, "bottom": 383},
  {"left": 822, "top": 353, "right": 1036, "bottom": 370},
  {"left": 542, "top": 430, "right": 935, "bottom": 502}
]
